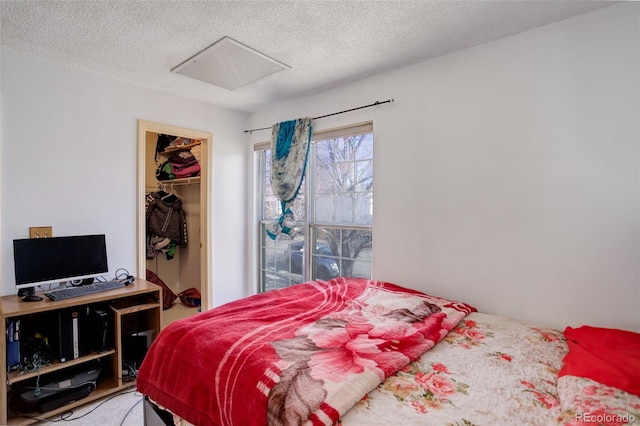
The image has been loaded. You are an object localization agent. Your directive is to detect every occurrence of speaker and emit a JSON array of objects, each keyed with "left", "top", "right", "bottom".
[{"left": 90, "top": 307, "right": 112, "bottom": 353}]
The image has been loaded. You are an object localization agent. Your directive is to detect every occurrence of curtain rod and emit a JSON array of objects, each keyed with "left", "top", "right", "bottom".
[{"left": 243, "top": 98, "right": 394, "bottom": 134}]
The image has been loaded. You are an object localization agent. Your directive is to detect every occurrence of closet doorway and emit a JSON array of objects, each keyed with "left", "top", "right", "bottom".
[{"left": 137, "top": 120, "right": 211, "bottom": 327}]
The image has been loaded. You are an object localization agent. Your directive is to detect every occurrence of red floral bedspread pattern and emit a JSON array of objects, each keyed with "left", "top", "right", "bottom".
[
  {"left": 339, "top": 314, "right": 640, "bottom": 426},
  {"left": 340, "top": 312, "right": 569, "bottom": 425},
  {"left": 136, "top": 278, "right": 475, "bottom": 426}
]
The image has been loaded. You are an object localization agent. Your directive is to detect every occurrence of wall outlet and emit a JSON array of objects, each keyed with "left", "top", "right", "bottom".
[{"left": 29, "top": 226, "right": 53, "bottom": 239}]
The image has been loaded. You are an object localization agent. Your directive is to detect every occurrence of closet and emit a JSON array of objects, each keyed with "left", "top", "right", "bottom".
[{"left": 137, "top": 120, "right": 211, "bottom": 326}]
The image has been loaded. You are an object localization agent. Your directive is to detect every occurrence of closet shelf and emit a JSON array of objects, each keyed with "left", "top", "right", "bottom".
[
  {"left": 157, "top": 176, "right": 200, "bottom": 186},
  {"left": 160, "top": 140, "right": 201, "bottom": 155}
]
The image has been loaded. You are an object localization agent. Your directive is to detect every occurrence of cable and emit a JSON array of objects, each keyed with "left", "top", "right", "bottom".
[
  {"left": 54, "top": 388, "right": 139, "bottom": 423},
  {"left": 114, "top": 268, "right": 131, "bottom": 281},
  {"left": 119, "top": 393, "right": 144, "bottom": 426},
  {"left": 122, "top": 360, "right": 139, "bottom": 383}
]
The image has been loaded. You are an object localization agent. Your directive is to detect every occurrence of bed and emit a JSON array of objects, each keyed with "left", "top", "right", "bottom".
[{"left": 136, "top": 277, "right": 640, "bottom": 426}]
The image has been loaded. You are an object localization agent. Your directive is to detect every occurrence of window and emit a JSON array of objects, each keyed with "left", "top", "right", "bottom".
[{"left": 256, "top": 122, "right": 373, "bottom": 292}]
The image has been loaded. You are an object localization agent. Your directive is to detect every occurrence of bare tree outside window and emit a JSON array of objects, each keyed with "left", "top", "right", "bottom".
[{"left": 314, "top": 134, "right": 372, "bottom": 278}]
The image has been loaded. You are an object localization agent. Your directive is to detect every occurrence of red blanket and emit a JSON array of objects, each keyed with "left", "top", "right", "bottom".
[
  {"left": 559, "top": 325, "right": 640, "bottom": 396},
  {"left": 137, "top": 278, "right": 475, "bottom": 425}
]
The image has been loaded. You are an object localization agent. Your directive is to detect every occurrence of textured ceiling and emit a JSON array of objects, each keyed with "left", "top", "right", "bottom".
[{"left": 1, "top": 0, "right": 613, "bottom": 113}]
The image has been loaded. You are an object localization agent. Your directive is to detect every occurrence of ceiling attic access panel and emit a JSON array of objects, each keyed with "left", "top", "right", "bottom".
[{"left": 171, "top": 36, "right": 290, "bottom": 90}]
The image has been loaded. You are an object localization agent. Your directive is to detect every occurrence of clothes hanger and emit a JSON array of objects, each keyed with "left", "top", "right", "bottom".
[
  {"left": 161, "top": 184, "right": 181, "bottom": 203},
  {"left": 157, "top": 183, "right": 169, "bottom": 198}
]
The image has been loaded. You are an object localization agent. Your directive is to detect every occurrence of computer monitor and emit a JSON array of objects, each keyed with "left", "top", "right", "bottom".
[{"left": 13, "top": 234, "right": 109, "bottom": 299}]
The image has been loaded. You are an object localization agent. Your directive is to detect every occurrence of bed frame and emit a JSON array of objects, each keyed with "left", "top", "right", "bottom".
[{"left": 143, "top": 396, "right": 174, "bottom": 426}]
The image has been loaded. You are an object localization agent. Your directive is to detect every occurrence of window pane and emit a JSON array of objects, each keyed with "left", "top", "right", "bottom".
[
  {"left": 354, "top": 193, "right": 373, "bottom": 225},
  {"left": 315, "top": 194, "right": 333, "bottom": 223},
  {"left": 314, "top": 229, "right": 340, "bottom": 256},
  {"left": 335, "top": 194, "right": 354, "bottom": 224},
  {"left": 334, "top": 162, "right": 354, "bottom": 194},
  {"left": 314, "top": 135, "right": 372, "bottom": 226},
  {"left": 354, "top": 134, "right": 373, "bottom": 160},
  {"left": 263, "top": 246, "right": 279, "bottom": 272},
  {"left": 264, "top": 149, "right": 273, "bottom": 196},
  {"left": 260, "top": 224, "right": 306, "bottom": 292},
  {"left": 343, "top": 257, "right": 371, "bottom": 279},
  {"left": 315, "top": 142, "right": 333, "bottom": 194},
  {"left": 311, "top": 231, "right": 340, "bottom": 281},
  {"left": 315, "top": 139, "right": 332, "bottom": 161},
  {"left": 264, "top": 195, "right": 280, "bottom": 220},
  {"left": 312, "top": 226, "right": 371, "bottom": 280},
  {"left": 313, "top": 255, "right": 340, "bottom": 280},
  {"left": 355, "top": 160, "right": 373, "bottom": 192}
]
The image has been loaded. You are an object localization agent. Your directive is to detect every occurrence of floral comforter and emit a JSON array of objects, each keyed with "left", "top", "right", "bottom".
[
  {"left": 137, "top": 278, "right": 475, "bottom": 426},
  {"left": 340, "top": 312, "right": 567, "bottom": 425},
  {"left": 340, "top": 312, "right": 640, "bottom": 426},
  {"left": 140, "top": 275, "right": 640, "bottom": 426}
]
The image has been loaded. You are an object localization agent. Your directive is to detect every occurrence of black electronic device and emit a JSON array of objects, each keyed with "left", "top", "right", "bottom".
[
  {"left": 36, "top": 384, "right": 94, "bottom": 413},
  {"left": 90, "top": 307, "right": 112, "bottom": 353},
  {"left": 13, "top": 234, "right": 109, "bottom": 301},
  {"left": 123, "top": 334, "right": 149, "bottom": 368},
  {"left": 51, "top": 307, "right": 91, "bottom": 363},
  {"left": 16, "top": 366, "right": 100, "bottom": 413}
]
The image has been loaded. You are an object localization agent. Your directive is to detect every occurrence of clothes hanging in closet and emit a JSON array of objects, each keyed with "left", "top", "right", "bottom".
[{"left": 145, "top": 191, "right": 188, "bottom": 259}]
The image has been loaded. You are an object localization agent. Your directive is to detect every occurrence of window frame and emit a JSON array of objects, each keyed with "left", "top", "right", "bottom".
[{"left": 255, "top": 121, "right": 373, "bottom": 292}]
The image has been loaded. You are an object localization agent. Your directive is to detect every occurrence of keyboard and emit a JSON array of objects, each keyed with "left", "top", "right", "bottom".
[{"left": 44, "top": 280, "right": 126, "bottom": 301}]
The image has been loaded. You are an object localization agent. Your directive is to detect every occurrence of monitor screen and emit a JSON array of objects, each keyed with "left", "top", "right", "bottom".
[{"left": 13, "top": 234, "right": 109, "bottom": 290}]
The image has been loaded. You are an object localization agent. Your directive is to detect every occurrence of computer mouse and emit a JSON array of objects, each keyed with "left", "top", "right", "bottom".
[{"left": 22, "top": 294, "right": 43, "bottom": 302}]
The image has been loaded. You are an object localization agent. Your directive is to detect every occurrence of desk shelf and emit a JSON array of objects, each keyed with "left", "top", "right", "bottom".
[{"left": 0, "top": 279, "right": 161, "bottom": 425}]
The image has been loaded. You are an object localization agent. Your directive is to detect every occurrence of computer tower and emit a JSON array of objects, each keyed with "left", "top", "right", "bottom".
[
  {"left": 90, "top": 307, "right": 112, "bottom": 353},
  {"left": 55, "top": 307, "right": 91, "bottom": 362}
]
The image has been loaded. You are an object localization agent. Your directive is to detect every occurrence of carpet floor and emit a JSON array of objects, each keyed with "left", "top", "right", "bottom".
[{"left": 33, "top": 388, "right": 144, "bottom": 425}]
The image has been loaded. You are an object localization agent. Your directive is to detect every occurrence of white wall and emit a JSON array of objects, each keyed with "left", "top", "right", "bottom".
[
  {"left": 0, "top": 48, "right": 249, "bottom": 308},
  {"left": 247, "top": 3, "right": 640, "bottom": 332}
]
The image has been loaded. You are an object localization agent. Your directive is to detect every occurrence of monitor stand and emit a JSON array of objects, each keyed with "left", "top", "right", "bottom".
[{"left": 18, "top": 288, "right": 43, "bottom": 302}]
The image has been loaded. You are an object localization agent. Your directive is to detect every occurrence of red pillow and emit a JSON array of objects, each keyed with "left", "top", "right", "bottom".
[{"left": 559, "top": 325, "right": 640, "bottom": 396}]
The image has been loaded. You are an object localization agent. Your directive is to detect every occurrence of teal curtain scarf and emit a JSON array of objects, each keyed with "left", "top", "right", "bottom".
[{"left": 266, "top": 117, "right": 313, "bottom": 240}]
